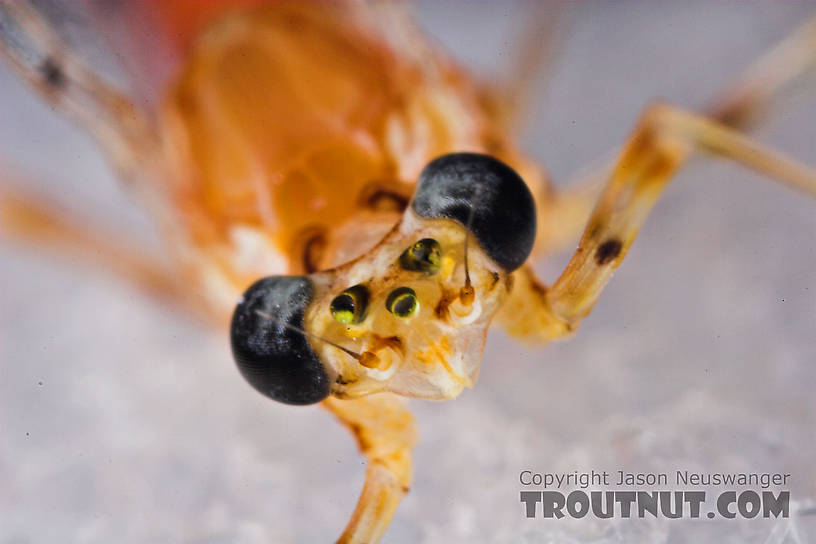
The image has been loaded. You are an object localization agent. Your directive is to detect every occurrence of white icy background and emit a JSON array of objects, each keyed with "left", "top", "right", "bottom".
[{"left": 1, "top": 2, "right": 815, "bottom": 543}]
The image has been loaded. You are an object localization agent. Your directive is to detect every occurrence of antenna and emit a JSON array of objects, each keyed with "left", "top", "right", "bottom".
[
  {"left": 254, "top": 309, "right": 378, "bottom": 366},
  {"left": 460, "top": 189, "right": 479, "bottom": 306}
]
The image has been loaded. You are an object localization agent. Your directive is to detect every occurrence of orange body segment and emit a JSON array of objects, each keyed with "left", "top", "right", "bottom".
[
  {"left": 145, "top": 10, "right": 546, "bottom": 534},
  {"left": 157, "top": 2, "right": 544, "bottom": 293}
]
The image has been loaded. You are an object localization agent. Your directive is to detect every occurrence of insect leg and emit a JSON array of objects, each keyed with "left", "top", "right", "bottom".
[
  {"left": 493, "top": 1, "right": 571, "bottom": 135},
  {"left": 0, "top": 2, "right": 157, "bottom": 182},
  {"left": 532, "top": 12, "right": 816, "bottom": 256},
  {"left": 323, "top": 393, "right": 417, "bottom": 544},
  {"left": 499, "top": 103, "right": 816, "bottom": 342},
  {"left": 0, "top": 185, "right": 195, "bottom": 313},
  {"left": 707, "top": 12, "right": 816, "bottom": 129}
]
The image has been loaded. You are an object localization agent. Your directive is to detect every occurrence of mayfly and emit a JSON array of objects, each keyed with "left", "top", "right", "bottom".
[{"left": 2, "top": 2, "right": 816, "bottom": 542}]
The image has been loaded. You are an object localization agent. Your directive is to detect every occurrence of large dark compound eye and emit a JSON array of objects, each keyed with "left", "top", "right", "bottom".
[
  {"left": 230, "top": 276, "right": 330, "bottom": 405},
  {"left": 410, "top": 153, "right": 537, "bottom": 271}
]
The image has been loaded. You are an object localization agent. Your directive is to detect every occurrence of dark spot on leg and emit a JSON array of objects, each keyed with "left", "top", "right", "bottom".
[
  {"left": 595, "top": 238, "right": 622, "bottom": 266},
  {"left": 40, "top": 58, "right": 65, "bottom": 88}
]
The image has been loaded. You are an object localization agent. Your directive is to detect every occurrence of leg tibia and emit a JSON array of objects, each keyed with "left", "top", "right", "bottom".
[
  {"left": 323, "top": 393, "right": 416, "bottom": 544},
  {"left": 503, "top": 103, "right": 816, "bottom": 342}
]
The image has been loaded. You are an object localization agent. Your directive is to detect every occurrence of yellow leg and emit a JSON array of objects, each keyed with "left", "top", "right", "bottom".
[
  {"left": 0, "top": 2, "right": 156, "bottom": 182},
  {"left": 707, "top": 12, "right": 816, "bottom": 128},
  {"left": 0, "top": 187, "right": 201, "bottom": 314},
  {"left": 322, "top": 393, "right": 417, "bottom": 544},
  {"left": 499, "top": 103, "right": 816, "bottom": 341},
  {"left": 492, "top": 1, "right": 571, "bottom": 136},
  {"left": 532, "top": 12, "right": 816, "bottom": 256}
]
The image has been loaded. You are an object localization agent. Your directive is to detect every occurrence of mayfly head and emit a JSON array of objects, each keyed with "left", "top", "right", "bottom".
[{"left": 230, "top": 153, "right": 536, "bottom": 403}]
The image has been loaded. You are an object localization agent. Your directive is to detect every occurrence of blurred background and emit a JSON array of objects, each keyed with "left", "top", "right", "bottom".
[{"left": 1, "top": 2, "right": 815, "bottom": 542}]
